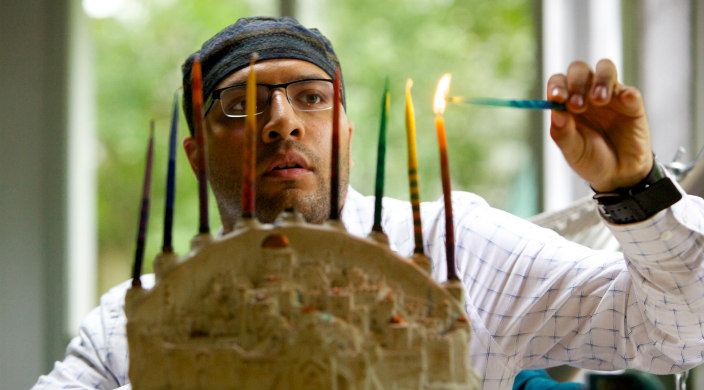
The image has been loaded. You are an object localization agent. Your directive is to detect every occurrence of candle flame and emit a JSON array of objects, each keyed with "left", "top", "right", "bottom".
[{"left": 434, "top": 73, "right": 452, "bottom": 115}]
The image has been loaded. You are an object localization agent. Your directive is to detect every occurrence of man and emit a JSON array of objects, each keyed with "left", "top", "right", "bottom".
[{"left": 34, "top": 16, "right": 704, "bottom": 390}]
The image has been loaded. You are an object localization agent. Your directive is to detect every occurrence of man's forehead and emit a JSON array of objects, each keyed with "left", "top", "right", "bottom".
[{"left": 214, "top": 58, "right": 330, "bottom": 89}]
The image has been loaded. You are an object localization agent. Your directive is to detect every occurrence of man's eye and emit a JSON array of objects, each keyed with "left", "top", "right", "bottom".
[
  {"left": 226, "top": 99, "right": 246, "bottom": 113},
  {"left": 303, "top": 93, "right": 323, "bottom": 104},
  {"left": 294, "top": 91, "right": 328, "bottom": 108}
]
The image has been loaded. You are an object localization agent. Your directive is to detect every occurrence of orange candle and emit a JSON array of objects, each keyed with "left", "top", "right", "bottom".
[
  {"left": 242, "top": 53, "right": 258, "bottom": 219},
  {"left": 330, "top": 66, "right": 342, "bottom": 220},
  {"left": 191, "top": 57, "right": 210, "bottom": 234},
  {"left": 405, "top": 79, "right": 424, "bottom": 254},
  {"left": 433, "top": 73, "right": 457, "bottom": 281}
]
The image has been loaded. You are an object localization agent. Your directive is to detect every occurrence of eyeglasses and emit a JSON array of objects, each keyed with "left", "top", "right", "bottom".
[{"left": 205, "top": 78, "right": 334, "bottom": 118}]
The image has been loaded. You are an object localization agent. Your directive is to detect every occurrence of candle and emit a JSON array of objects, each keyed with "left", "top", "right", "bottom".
[
  {"left": 131, "top": 123, "right": 155, "bottom": 288},
  {"left": 191, "top": 56, "right": 210, "bottom": 234},
  {"left": 242, "top": 53, "right": 259, "bottom": 219},
  {"left": 451, "top": 96, "right": 566, "bottom": 110},
  {"left": 405, "top": 79, "right": 424, "bottom": 254},
  {"left": 330, "top": 66, "right": 342, "bottom": 220},
  {"left": 162, "top": 93, "right": 179, "bottom": 253},
  {"left": 434, "top": 73, "right": 458, "bottom": 281},
  {"left": 372, "top": 77, "right": 390, "bottom": 233}
]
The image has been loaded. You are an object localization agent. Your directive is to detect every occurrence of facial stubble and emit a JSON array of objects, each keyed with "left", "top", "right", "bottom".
[{"left": 208, "top": 142, "right": 349, "bottom": 231}]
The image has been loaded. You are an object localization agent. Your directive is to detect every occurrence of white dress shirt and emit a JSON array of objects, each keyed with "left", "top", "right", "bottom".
[{"left": 33, "top": 185, "right": 704, "bottom": 389}]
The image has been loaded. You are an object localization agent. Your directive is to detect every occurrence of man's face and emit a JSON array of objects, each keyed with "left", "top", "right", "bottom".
[{"left": 184, "top": 59, "right": 353, "bottom": 232}]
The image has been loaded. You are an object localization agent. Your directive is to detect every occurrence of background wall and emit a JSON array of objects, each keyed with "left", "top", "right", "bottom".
[{"left": 0, "top": 0, "right": 70, "bottom": 388}]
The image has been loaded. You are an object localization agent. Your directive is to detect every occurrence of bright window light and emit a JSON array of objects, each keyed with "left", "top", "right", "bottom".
[{"left": 82, "top": 0, "right": 125, "bottom": 19}]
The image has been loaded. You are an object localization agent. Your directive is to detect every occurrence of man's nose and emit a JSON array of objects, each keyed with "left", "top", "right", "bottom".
[{"left": 261, "top": 89, "right": 305, "bottom": 143}]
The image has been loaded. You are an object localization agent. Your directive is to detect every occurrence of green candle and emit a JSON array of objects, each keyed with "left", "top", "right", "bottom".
[{"left": 372, "top": 77, "right": 390, "bottom": 233}]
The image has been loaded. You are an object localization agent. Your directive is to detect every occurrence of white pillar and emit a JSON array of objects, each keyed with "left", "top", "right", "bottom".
[{"left": 542, "top": 0, "right": 622, "bottom": 211}]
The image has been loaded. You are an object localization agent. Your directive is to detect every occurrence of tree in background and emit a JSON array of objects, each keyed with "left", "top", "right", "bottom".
[{"left": 89, "top": 0, "right": 537, "bottom": 295}]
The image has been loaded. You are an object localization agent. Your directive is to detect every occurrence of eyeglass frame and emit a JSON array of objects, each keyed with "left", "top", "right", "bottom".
[{"left": 203, "top": 78, "right": 335, "bottom": 118}]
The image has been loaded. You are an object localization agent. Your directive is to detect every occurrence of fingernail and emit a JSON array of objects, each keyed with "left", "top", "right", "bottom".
[
  {"left": 591, "top": 85, "right": 608, "bottom": 101},
  {"left": 621, "top": 88, "right": 639, "bottom": 108},
  {"left": 550, "top": 87, "right": 563, "bottom": 99},
  {"left": 569, "top": 94, "right": 584, "bottom": 108},
  {"left": 552, "top": 110, "right": 569, "bottom": 128}
]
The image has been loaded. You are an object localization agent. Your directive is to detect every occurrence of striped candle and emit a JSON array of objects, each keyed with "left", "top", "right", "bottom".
[
  {"left": 405, "top": 79, "right": 424, "bottom": 254},
  {"left": 455, "top": 97, "right": 566, "bottom": 111}
]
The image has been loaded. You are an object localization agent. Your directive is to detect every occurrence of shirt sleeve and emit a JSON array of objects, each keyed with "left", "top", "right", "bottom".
[
  {"left": 439, "top": 190, "right": 704, "bottom": 382},
  {"left": 31, "top": 280, "right": 135, "bottom": 390}
]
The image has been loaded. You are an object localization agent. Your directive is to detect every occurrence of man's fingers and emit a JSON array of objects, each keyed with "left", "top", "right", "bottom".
[
  {"left": 589, "top": 59, "right": 618, "bottom": 106},
  {"left": 565, "top": 61, "right": 593, "bottom": 114},
  {"left": 547, "top": 73, "right": 568, "bottom": 102},
  {"left": 612, "top": 85, "right": 646, "bottom": 117},
  {"left": 550, "top": 110, "right": 584, "bottom": 165}
]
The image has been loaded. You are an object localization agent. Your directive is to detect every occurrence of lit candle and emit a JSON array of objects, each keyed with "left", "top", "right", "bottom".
[
  {"left": 405, "top": 79, "right": 424, "bottom": 254},
  {"left": 162, "top": 93, "right": 178, "bottom": 253},
  {"left": 433, "top": 73, "right": 458, "bottom": 281},
  {"left": 191, "top": 56, "right": 210, "bottom": 234},
  {"left": 372, "top": 77, "right": 390, "bottom": 233},
  {"left": 330, "top": 66, "right": 342, "bottom": 220},
  {"left": 131, "top": 123, "right": 155, "bottom": 288},
  {"left": 242, "top": 53, "right": 259, "bottom": 219}
]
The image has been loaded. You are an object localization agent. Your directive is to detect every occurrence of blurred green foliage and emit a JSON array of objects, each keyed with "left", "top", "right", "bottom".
[{"left": 90, "top": 0, "right": 538, "bottom": 295}]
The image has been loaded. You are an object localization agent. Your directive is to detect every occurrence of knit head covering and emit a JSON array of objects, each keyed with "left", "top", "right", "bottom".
[{"left": 182, "top": 16, "right": 344, "bottom": 135}]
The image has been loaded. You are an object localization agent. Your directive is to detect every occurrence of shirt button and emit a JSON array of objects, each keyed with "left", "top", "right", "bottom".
[{"left": 660, "top": 231, "right": 673, "bottom": 241}]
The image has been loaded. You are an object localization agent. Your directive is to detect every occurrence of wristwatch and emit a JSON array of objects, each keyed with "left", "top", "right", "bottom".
[{"left": 593, "top": 161, "right": 682, "bottom": 224}]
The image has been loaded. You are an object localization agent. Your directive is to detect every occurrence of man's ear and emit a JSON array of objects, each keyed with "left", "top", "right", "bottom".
[{"left": 183, "top": 136, "right": 200, "bottom": 175}]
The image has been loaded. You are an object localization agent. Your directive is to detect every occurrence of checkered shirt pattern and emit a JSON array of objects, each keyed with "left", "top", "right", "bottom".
[{"left": 32, "top": 186, "right": 704, "bottom": 390}]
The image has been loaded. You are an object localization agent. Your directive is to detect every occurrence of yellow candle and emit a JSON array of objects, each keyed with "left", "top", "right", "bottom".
[
  {"left": 405, "top": 79, "right": 424, "bottom": 254},
  {"left": 242, "top": 53, "right": 258, "bottom": 218}
]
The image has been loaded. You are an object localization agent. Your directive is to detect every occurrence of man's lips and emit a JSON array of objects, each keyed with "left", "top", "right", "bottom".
[{"left": 261, "top": 152, "right": 312, "bottom": 179}]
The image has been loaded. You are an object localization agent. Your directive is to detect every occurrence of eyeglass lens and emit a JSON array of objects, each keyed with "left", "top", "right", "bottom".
[{"left": 219, "top": 80, "right": 334, "bottom": 117}]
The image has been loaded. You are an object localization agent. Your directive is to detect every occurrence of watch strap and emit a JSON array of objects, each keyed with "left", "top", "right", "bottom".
[{"left": 593, "top": 163, "right": 682, "bottom": 224}]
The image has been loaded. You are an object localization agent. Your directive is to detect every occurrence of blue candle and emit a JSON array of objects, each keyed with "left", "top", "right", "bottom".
[
  {"left": 455, "top": 97, "right": 566, "bottom": 110},
  {"left": 131, "top": 123, "right": 155, "bottom": 287},
  {"left": 162, "top": 93, "right": 178, "bottom": 252}
]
